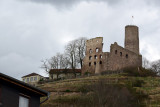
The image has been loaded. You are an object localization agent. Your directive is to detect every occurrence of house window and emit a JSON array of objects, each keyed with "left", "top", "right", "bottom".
[
  {"left": 34, "top": 77, "right": 37, "bottom": 81},
  {"left": 89, "top": 56, "right": 92, "bottom": 60},
  {"left": 115, "top": 50, "right": 117, "bottom": 54},
  {"left": 89, "top": 49, "right": 92, "bottom": 53},
  {"left": 23, "top": 79, "right": 25, "bottom": 82},
  {"left": 89, "top": 62, "right": 91, "bottom": 66},
  {"left": 19, "top": 96, "right": 29, "bottom": 107},
  {"left": 94, "top": 62, "right": 96, "bottom": 65},
  {"left": 26, "top": 78, "right": 29, "bottom": 82},
  {"left": 94, "top": 55, "right": 97, "bottom": 59},
  {"left": 120, "top": 52, "right": 122, "bottom": 56},
  {"left": 126, "top": 54, "right": 128, "bottom": 59},
  {"left": 100, "top": 55, "right": 102, "bottom": 59},
  {"left": 30, "top": 77, "right": 33, "bottom": 82}
]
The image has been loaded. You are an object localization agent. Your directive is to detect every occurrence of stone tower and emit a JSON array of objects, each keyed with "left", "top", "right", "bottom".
[{"left": 125, "top": 25, "right": 139, "bottom": 54}]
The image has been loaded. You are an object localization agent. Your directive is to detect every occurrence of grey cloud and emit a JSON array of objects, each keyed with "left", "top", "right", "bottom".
[
  {"left": 21, "top": 0, "right": 121, "bottom": 9},
  {"left": 1, "top": 0, "right": 160, "bottom": 79}
]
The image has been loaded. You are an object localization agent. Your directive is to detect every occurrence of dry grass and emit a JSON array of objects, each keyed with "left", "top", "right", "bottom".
[{"left": 39, "top": 74, "right": 160, "bottom": 107}]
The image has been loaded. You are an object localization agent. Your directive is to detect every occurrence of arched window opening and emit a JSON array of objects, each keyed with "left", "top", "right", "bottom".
[
  {"left": 115, "top": 50, "right": 117, "bottom": 54},
  {"left": 89, "top": 62, "right": 91, "bottom": 66},
  {"left": 89, "top": 56, "right": 92, "bottom": 60},
  {"left": 94, "top": 55, "right": 97, "bottom": 59},
  {"left": 89, "top": 49, "right": 92, "bottom": 54},
  {"left": 100, "top": 61, "right": 102, "bottom": 64},
  {"left": 100, "top": 55, "right": 102, "bottom": 59},
  {"left": 126, "top": 54, "right": 128, "bottom": 59},
  {"left": 94, "top": 62, "right": 96, "bottom": 65},
  {"left": 96, "top": 48, "right": 99, "bottom": 52},
  {"left": 120, "top": 52, "right": 122, "bottom": 56}
]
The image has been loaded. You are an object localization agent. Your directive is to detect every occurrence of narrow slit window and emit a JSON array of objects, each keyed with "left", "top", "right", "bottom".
[
  {"left": 115, "top": 50, "right": 117, "bottom": 54},
  {"left": 94, "top": 62, "right": 96, "bottom": 65},
  {"left": 100, "top": 55, "right": 102, "bottom": 59},
  {"left": 120, "top": 52, "right": 122, "bottom": 56},
  {"left": 126, "top": 54, "right": 128, "bottom": 59}
]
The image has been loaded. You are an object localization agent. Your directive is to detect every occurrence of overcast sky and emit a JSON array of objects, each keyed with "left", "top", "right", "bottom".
[{"left": 0, "top": 0, "right": 160, "bottom": 79}]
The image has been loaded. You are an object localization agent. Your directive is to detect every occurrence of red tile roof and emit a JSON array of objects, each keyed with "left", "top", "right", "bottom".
[
  {"left": 49, "top": 69, "right": 81, "bottom": 74},
  {"left": 22, "top": 73, "right": 43, "bottom": 78}
]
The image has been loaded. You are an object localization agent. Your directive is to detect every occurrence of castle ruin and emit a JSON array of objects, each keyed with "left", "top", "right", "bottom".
[{"left": 82, "top": 25, "right": 142, "bottom": 74}]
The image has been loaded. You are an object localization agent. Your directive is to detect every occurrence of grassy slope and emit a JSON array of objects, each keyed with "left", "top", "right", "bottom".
[{"left": 39, "top": 74, "right": 160, "bottom": 107}]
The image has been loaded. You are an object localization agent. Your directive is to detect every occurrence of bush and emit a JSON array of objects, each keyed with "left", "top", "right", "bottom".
[
  {"left": 132, "top": 79, "right": 145, "bottom": 87},
  {"left": 65, "top": 89, "right": 71, "bottom": 92},
  {"left": 123, "top": 67, "right": 157, "bottom": 77},
  {"left": 100, "top": 70, "right": 113, "bottom": 75},
  {"left": 84, "top": 72, "right": 91, "bottom": 76}
]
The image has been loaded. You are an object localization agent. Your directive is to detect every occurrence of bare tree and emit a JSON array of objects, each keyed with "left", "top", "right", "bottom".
[
  {"left": 75, "top": 37, "right": 87, "bottom": 69},
  {"left": 142, "top": 57, "right": 150, "bottom": 69},
  {"left": 151, "top": 60, "right": 160, "bottom": 75},
  {"left": 41, "top": 37, "right": 87, "bottom": 78},
  {"left": 41, "top": 53, "right": 69, "bottom": 79},
  {"left": 41, "top": 59, "right": 50, "bottom": 73},
  {"left": 65, "top": 40, "right": 77, "bottom": 69}
]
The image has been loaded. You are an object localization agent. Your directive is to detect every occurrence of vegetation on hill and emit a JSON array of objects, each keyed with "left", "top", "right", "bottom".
[{"left": 39, "top": 69, "right": 160, "bottom": 107}]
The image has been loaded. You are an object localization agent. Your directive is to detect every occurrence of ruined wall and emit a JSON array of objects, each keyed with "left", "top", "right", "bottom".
[
  {"left": 107, "top": 42, "right": 142, "bottom": 71},
  {"left": 82, "top": 25, "right": 142, "bottom": 74},
  {"left": 82, "top": 37, "right": 105, "bottom": 74}
]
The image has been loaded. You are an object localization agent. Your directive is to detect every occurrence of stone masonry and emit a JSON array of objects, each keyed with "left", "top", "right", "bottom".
[{"left": 82, "top": 25, "right": 142, "bottom": 74}]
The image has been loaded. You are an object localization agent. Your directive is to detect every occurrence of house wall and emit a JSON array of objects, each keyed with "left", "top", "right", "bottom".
[
  {"left": 1, "top": 81, "right": 40, "bottom": 107},
  {"left": 22, "top": 75, "right": 43, "bottom": 86},
  {"left": 49, "top": 73, "right": 81, "bottom": 80}
]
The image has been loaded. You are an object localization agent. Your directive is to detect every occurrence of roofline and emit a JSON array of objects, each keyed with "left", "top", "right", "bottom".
[
  {"left": 0, "top": 73, "right": 48, "bottom": 97},
  {"left": 22, "top": 72, "right": 44, "bottom": 78}
]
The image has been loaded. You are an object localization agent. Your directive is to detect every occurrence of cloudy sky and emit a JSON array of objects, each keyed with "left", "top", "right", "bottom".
[{"left": 0, "top": 0, "right": 160, "bottom": 79}]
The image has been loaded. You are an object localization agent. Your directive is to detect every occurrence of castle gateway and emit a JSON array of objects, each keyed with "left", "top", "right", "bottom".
[{"left": 82, "top": 25, "right": 142, "bottom": 74}]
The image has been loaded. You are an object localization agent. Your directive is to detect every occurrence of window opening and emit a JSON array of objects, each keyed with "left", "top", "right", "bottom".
[
  {"left": 126, "top": 54, "right": 128, "bottom": 59},
  {"left": 120, "top": 52, "right": 122, "bottom": 56},
  {"left": 89, "top": 56, "right": 92, "bottom": 60},
  {"left": 94, "top": 55, "right": 97, "bottom": 59},
  {"left": 96, "top": 48, "right": 99, "bottom": 52},
  {"left": 115, "top": 50, "right": 117, "bottom": 54}
]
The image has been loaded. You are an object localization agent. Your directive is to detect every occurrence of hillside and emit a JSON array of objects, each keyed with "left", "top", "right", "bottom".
[{"left": 39, "top": 74, "right": 160, "bottom": 107}]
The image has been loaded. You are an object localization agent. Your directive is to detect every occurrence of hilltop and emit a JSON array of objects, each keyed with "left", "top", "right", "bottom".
[{"left": 39, "top": 73, "right": 160, "bottom": 107}]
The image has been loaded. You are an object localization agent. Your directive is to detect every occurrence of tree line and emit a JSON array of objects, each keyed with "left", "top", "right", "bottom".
[
  {"left": 142, "top": 57, "right": 160, "bottom": 75},
  {"left": 41, "top": 37, "right": 160, "bottom": 76},
  {"left": 41, "top": 37, "right": 87, "bottom": 74}
]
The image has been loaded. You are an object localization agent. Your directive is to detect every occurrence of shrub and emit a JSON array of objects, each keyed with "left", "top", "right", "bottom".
[
  {"left": 132, "top": 79, "right": 145, "bottom": 87},
  {"left": 84, "top": 72, "right": 91, "bottom": 76},
  {"left": 123, "top": 67, "right": 157, "bottom": 77},
  {"left": 65, "top": 89, "right": 71, "bottom": 92},
  {"left": 100, "top": 70, "right": 113, "bottom": 75}
]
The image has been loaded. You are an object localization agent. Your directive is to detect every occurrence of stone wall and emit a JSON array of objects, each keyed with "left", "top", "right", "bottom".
[{"left": 82, "top": 25, "right": 142, "bottom": 74}]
